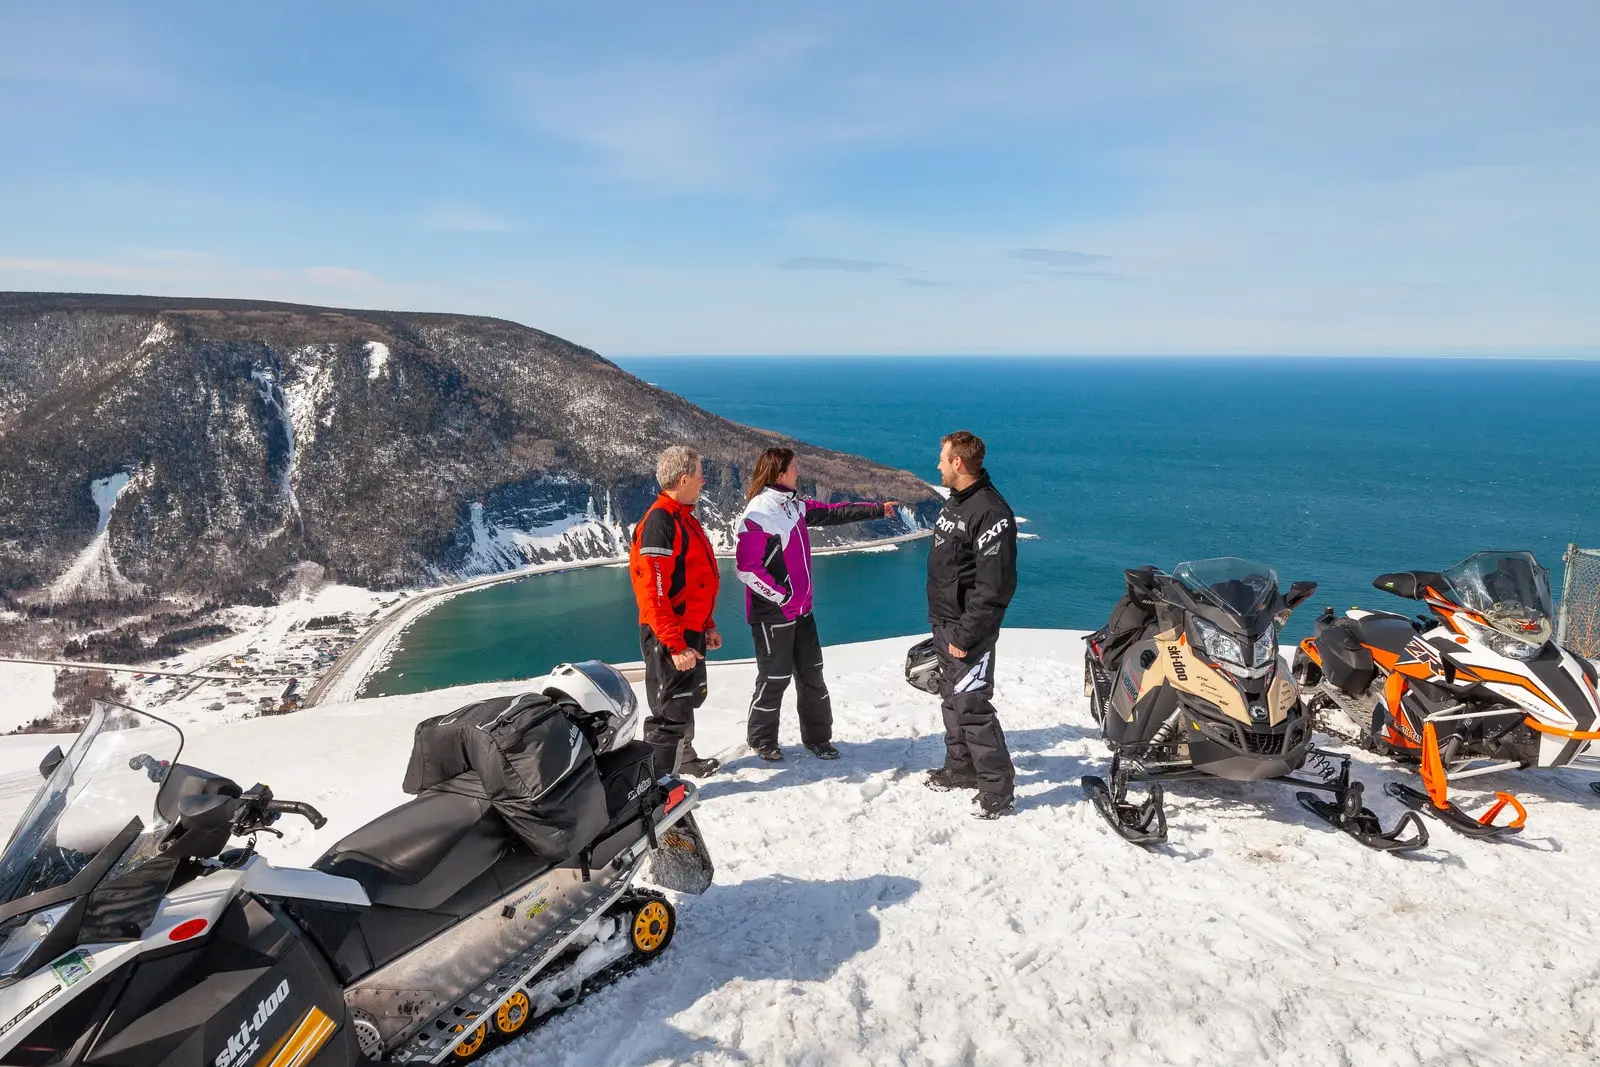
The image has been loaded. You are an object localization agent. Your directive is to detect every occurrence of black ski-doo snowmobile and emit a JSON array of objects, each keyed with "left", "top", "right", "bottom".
[
  {"left": 1081, "top": 558, "right": 1428, "bottom": 853},
  {"left": 0, "top": 661, "right": 715, "bottom": 1065}
]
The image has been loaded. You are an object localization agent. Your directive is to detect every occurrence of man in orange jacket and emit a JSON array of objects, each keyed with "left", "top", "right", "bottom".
[{"left": 630, "top": 444, "right": 723, "bottom": 777}]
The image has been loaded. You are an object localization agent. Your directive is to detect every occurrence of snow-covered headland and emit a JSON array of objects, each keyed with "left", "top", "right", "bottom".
[{"left": 3, "top": 630, "right": 1597, "bottom": 1066}]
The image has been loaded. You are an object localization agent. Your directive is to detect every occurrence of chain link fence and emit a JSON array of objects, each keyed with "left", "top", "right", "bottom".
[{"left": 1557, "top": 544, "right": 1600, "bottom": 657}]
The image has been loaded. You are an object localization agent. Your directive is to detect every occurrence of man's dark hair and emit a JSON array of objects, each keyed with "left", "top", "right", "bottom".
[{"left": 941, "top": 430, "right": 985, "bottom": 471}]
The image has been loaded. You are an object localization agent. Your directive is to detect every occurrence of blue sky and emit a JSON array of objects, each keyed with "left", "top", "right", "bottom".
[{"left": 1, "top": 2, "right": 1596, "bottom": 355}]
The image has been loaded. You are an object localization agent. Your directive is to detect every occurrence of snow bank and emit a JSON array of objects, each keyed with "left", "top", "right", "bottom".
[{"left": 2, "top": 630, "right": 1597, "bottom": 1066}]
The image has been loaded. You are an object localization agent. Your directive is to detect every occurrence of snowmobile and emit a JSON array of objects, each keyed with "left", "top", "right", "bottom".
[
  {"left": 1081, "top": 558, "right": 1428, "bottom": 853},
  {"left": 0, "top": 661, "right": 715, "bottom": 1065},
  {"left": 1294, "top": 550, "right": 1600, "bottom": 839}
]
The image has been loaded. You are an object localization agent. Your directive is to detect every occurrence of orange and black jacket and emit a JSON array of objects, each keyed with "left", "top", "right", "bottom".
[{"left": 629, "top": 492, "right": 719, "bottom": 653}]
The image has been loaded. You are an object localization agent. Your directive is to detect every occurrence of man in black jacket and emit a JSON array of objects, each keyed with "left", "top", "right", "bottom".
[{"left": 923, "top": 430, "right": 1019, "bottom": 818}]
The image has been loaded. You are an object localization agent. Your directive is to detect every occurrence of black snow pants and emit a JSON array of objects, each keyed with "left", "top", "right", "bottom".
[
  {"left": 933, "top": 622, "right": 1014, "bottom": 796},
  {"left": 747, "top": 613, "right": 832, "bottom": 748},
  {"left": 641, "top": 625, "right": 708, "bottom": 774}
]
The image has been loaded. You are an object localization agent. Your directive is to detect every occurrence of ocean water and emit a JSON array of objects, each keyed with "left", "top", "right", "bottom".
[{"left": 363, "top": 357, "right": 1600, "bottom": 697}]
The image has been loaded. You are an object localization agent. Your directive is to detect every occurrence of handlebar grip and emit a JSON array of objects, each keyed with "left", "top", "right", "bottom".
[{"left": 266, "top": 800, "right": 327, "bottom": 829}]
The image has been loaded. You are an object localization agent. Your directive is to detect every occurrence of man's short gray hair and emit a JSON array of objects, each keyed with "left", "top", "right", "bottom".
[{"left": 656, "top": 445, "right": 702, "bottom": 491}]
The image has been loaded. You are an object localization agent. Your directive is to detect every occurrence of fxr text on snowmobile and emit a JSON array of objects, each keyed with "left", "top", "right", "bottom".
[
  {"left": 1081, "top": 557, "right": 1428, "bottom": 853},
  {"left": 0, "top": 661, "right": 715, "bottom": 1065},
  {"left": 1295, "top": 550, "right": 1600, "bottom": 839}
]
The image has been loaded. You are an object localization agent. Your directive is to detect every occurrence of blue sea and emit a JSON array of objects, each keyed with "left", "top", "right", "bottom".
[{"left": 363, "top": 357, "right": 1600, "bottom": 697}]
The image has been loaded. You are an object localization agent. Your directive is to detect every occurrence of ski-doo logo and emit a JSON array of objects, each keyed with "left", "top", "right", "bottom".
[
  {"left": 214, "top": 980, "right": 290, "bottom": 1067},
  {"left": 1165, "top": 645, "right": 1188, "bottom": 682},
  {"left": 626, "top": 777, "right": 652, "bottom": 803},
  {"left": 976, "top": 519, "right": 1009, "bottom": 550}
]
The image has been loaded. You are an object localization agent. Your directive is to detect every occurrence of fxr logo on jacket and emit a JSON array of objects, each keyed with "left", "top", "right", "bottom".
[{"left": 976, "top": 518, "right": 1009, "bottom": 550}]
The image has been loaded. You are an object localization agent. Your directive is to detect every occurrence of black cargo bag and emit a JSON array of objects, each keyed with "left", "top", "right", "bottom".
[
  {"left": 594, "top": 740, "right": 659, "bottom": 826},
  {"left": 403, "top": 692, "right": 609, "bottom": 864}
]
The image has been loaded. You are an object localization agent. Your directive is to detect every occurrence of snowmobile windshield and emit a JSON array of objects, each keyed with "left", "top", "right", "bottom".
[
  {"left": 0, "top": 702, "right": 181, "bottom": 907},
  {"left": 1172, "top": 558, "right": 1280, "bottom": 622},
  {"left": 1440, "top": 551, "right": 1554, "bottom": 643}
]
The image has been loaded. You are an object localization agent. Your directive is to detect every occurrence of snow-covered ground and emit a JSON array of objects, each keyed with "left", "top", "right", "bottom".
[{"left": 2, "top": 630, "right": 1599, "bottom": 1066}]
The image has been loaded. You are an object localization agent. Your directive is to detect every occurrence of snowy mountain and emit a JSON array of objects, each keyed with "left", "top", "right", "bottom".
[{"left": 0, "top": 293, "right": 939, "bottom": 601}]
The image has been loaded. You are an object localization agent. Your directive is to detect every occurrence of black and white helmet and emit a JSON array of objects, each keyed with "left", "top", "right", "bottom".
[
  {"left": 904, "top": 638, "right": 941, "bottom": 694},
  {"left": 546, "top": 661, "right": 640, "bottom": 754}
]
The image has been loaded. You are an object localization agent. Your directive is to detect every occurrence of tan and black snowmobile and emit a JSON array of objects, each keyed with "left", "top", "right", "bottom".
[{"left": 1082, "top": 557, "right": 1428, "bottom": 853}]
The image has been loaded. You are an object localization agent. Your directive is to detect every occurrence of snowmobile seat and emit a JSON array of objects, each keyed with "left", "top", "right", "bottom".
[
  {"left": 1314, "top": 616, "right": 1376, "bottom": 696},
  {"left": 314, "top": 789, "right": 510, "bottom": 903},
  {"left": 1347, "top": 611, "right": 1419, "bottom": 655}
]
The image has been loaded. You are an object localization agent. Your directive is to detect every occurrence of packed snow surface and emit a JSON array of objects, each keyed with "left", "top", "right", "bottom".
[{"left": 3, "top": 630, "right": 1599, "bottom": 1066}]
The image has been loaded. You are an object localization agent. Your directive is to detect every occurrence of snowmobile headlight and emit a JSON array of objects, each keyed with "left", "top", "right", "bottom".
[
  {"left": 0, "top": 903, "right": 70, "bottom": 980},
  {"left": 1480, "top": 630, "right": 1540, "bottom": 661},
  {"left": 1458, "top": 617, "right": 1541, "bottom": 661},
  {"left": 1193, "top": 618, "right": 1246, "bottom": 669},
  {"left": 1251, "top": 628, "right": 1277, "bottom": 669}
]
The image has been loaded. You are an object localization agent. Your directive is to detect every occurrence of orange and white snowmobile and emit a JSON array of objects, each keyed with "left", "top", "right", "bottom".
[{"left": 1293, "top": 550, "right": 1600, "bottom": 839}]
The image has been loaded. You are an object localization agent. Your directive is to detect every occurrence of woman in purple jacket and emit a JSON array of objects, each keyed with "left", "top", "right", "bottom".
[{"left": 735, "top": 447, "right": 897, "bottom": 761}]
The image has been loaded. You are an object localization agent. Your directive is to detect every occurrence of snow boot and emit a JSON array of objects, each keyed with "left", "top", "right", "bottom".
[
  {"left": 805, "top": 742, "right": 840, "bottom": 760},
  {"left": 752, "top": 742, "right": 784, "bottom": 762},
  {"left": 924, "top": 767, "right": 979, "bottom": 792},
  {"left": 678, "top": 756, "right": 721, "bottom": 778},
  {"left": 973, "top": 791, "right": 1016, "bottom": 819}
]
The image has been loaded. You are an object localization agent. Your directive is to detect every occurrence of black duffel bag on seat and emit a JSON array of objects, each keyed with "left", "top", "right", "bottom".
[{"left": 403, "top": 691, "right": 609, "bottom": 865}]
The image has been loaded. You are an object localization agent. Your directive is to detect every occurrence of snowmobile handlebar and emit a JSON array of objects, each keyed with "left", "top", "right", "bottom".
[{"left": 265, "top": 799, "right": 327, "bottom": 829}]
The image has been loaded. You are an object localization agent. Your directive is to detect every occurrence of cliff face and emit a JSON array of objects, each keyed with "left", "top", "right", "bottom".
[{"left": 0, "top": 293, "right": 939, "bottom": 601}]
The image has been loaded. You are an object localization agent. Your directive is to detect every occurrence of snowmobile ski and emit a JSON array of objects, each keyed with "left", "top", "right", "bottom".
[
  {"left": 1383, "top": 781, "right": 1526, "bottom": 838},
  {"left": 1291, "top": 748, "right": 1429, "bottom": 853},
  {"left": 1294, "top": 785, "right": 1429, "bottom": 853},
  {"left": 1081, "top": 771, "right": 1167, "bottom": 846},
  {"left": 1593, "top": 782, "right": 1600, "bottom": 797}
]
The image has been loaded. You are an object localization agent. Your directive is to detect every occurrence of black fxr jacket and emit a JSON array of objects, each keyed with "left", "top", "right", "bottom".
[{"left": 925, "top": 470, "right": 1018, "bottom": 651}]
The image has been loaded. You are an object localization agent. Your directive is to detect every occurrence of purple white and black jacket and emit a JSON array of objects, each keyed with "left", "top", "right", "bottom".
[{"left": 734, "top": 487, "right": 886, "bottom": 624}]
